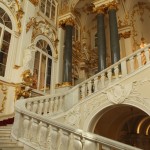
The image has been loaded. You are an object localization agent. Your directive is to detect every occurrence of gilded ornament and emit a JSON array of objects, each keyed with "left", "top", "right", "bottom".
[
  {"left": 15, "top": 85, "right": 32, "bottom": 100},
  {"left": 26, "top": 17, "right": 45, "bottom": 32},
  {"left": 93, "top": 5, "right": 106, "bottom": 14},
  {"left": 107, "top": 1, "right": 118, "bottom": 11},
  {"left": 29, "top": 0, "right": 39, "bottom": 6},
  {"left": 119, "top": 31, "right": 131, "bottom": 39},
  {"left": 21, "top": 70, "right": 33, "bottom": 86},
  {"left": 59, "top": 17, "right": 75, "bottom": 27},
  {"left": 0, "top": 84, "right": 7, "bottom": 113}
]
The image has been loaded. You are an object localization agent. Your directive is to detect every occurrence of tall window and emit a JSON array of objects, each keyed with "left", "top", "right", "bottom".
[
  {"left": 0, "top": 7, "right": 12, "bottom": 77},
  {"left": 40, "top": 0, "right": 57, "bottom": 22},
  {"left": 33, "top": 39, "right": 52, "bottom": 93}
]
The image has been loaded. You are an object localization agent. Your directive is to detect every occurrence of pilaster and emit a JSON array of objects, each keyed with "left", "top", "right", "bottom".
[{"left": 15, "top": 0, "right": 36, "bottom": 67}]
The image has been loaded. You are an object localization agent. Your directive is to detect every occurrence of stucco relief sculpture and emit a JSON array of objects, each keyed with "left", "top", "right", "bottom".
[
  {"left": 65, "top": 107, "right": 80, "bottom": 128},
  {"left": 106, "top": 84, "right": 132, "bottom": 104}
]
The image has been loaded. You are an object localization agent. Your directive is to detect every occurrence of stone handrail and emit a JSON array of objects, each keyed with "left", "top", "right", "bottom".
[
  {"left": 25, "top": 94, "right": 65, "bottom": 116},
  {"left": 77, "top": 44, "right": 150, "bottom": 100},
  {"left": 12, "top": 100, "right": 141, "bottom": 150},
  {"left": 24, "top": 44, "right": 150, "bottom": 116}
]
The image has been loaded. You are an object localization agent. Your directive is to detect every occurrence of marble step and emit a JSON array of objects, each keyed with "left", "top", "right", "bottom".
[
  {"left": 0, "top": 141, "right": 17, "bottom": 147},
  {"left": 0, "top": 146, "right": 24, "bottom": 150},
  {"left": 0, "top": 139, "right": 12, "bottom": 142},
  {"left": 0, "top": 130, "right": 11, "bottom": 134},
  {"left": 0, "top": 133, "right": 10, "bottom": 137}
]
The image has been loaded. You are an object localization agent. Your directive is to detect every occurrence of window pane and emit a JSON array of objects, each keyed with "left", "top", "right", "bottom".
[
  {"left": 0, "top": 8, "right": 5, "bottom": 18},
  {"left": 33, "top": 51, "right": 40, "bottom": 89},
  {"left": 47, "top": 45, "right": 52, "bottom": 56},
  {"left": 46, "top": 58, "right": 52, "bottom": 89},
  {"left": 0, "top": 64, "right": 5, "bottom": 76},
  {"left": 3, "top": 13, "right": 12, "bottom": 29},
  {"left": 0, "top": 18, "right": 3, "bottom": 24},
  {"left": 0, "top": 27, "right": 2, "bottom": 35},
  {"left": 40, "top": 54, "right": 46, "bottom": 90},
  {"left": 1, "top": 41, "right": 9, "bottom": 54},
  {"left": 51, "top": 5, "right": 55, "bottom": 20},
  {"left": 3, "top": 30, "right": 11, "bottom": 43},
  {"left": 0, "top": 52, "right": 7, "bottom": 65}
]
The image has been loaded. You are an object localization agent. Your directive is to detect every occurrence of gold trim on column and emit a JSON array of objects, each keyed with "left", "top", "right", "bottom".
[
  {"left": 107, "top": 1, "right": 118, "bottom": 11},
  {"left": 29, "top": 0, "right": 39, "bottom": 6},
  {"left": 93, "top": 5, "right": 107, "bottom": 14},
  {"left": 59, "top": 17, "right": 75, "bottom": 28}
]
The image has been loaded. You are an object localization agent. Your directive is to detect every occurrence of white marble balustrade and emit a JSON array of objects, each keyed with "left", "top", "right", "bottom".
[
  {"left": 12, "top": 105, "right": 141, "bottom": 150},
  {"left": 25, "top": 95, "right": 65, "bottom": 115},
  {"left": 78, "top": 45, "right": 150, "bottom": 100}
]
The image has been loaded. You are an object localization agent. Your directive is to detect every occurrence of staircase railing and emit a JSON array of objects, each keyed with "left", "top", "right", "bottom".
[
  {"left": 24, "top": 44, "right": 150, "bottom": 116},
  {"left": 12, "top": 100, "right": 141, "bottom": 150},
  {"left": 78, "top": 44, "right": 150, "bottom": 100}
]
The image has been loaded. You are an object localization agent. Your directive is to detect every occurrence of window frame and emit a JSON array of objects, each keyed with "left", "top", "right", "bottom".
[
  {"left": 33, "top": 38, "right": 54, "bottom": 94},
  {"left": 0, "top": 5, "right": 15, "bottom": 80},
  {"left": 38, "top": 0, "right": 58, "bottom": 26}
]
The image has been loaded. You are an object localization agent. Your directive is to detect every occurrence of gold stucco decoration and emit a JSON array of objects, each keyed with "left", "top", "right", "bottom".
[
  {"left": 0, "top": 84, "right": 7, "bottom": 113},
  {"left": 29, "top": 0, "right": 39, "bottom": 6}
]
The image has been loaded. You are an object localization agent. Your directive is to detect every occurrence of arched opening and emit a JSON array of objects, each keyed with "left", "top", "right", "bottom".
[
  {"left": 91, "top": 105, "right": 150, "bottom": 150},
  {"left": 33, "top": 38, "right": 53, "bottom": 93},
  {"left": 0, "top": 7, "right": 12, "bottom": 77}
]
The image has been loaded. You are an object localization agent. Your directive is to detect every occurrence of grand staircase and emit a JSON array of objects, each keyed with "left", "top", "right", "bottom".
[
  {"left": 10, "top": 45, "right": 150, "bottom": 150},
  {"left": 0, "top": 126, "right": 23, "bottom": 150}
]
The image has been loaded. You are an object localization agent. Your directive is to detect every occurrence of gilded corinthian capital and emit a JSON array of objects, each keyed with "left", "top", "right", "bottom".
[
  {"left": 59, "top": 17, "right": 75, "bottom": 27},
  {"left": 93, "top": 5, "right": 107, "bottom": 14},
  {"left": 107, "top": 1, "right": 118, "bottom": 11}
]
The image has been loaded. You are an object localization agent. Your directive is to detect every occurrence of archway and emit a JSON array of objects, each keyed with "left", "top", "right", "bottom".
[{"left": 91, "top": 105, "right": 150, "bottom": 150}]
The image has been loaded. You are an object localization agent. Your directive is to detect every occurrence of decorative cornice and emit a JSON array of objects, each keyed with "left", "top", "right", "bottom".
[{"left": 29, "top": 0, "right": 39, "bottom": 6}]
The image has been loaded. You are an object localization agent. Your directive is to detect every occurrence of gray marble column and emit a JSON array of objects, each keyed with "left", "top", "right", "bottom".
[
  {"left": 97, "top": 11, "right": 106, "bottom": 72},
  {"left": 63, "top": 24, "right": 73, "bottom": 84},
  {"left": 108, "top": 6, "right": 120, "bottom": 64}
]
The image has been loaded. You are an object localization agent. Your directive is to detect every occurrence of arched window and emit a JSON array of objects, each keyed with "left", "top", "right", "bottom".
[
  {"left": 40, "top": 0, "right": 57, "bottom": 22},
  {"left": 33, "top": 39, "right": 52, "bottom": 93},
  {"left": 0, "top": 7, "right": 12, "bottom": 77}
]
